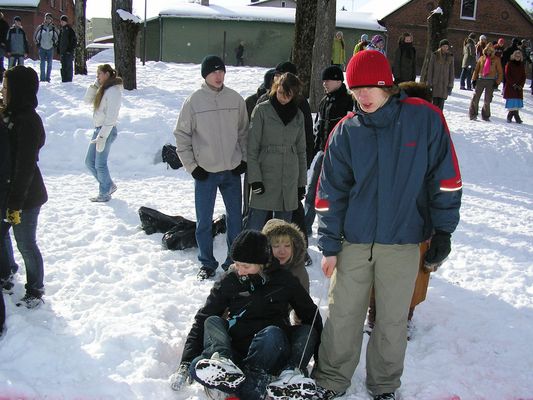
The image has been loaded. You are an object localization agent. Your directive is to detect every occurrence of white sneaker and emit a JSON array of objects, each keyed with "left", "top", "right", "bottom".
[
  {"left": 90, "top": 194, "right": 111, "bottom": 202},
  {"left": 108, "top": 183, "right": 118, "bottom": 196},
  {"left": 194, "top": 352, "right": 245, "bottom": 392},
  {"left": 267, "top": 369, "right": 316, "bottom": 400}
]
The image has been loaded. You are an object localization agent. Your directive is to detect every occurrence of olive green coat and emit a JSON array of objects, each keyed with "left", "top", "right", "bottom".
[{"left": 247, "top": 100, "right": 307, "bottom": 212}]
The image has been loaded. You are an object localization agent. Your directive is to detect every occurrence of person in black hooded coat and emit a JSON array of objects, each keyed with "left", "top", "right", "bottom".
[
  {"left": 0, "top": 118, "right": 9, "bottom": 333},
  {"left": 169, "top": 230, "right": 322, "bottom": 400},
  {"left": 0, "top": 66, "right": 47, "bottom": 309},
  {"left": 392, "top": 32, "right": 417, "bottom": 84}
]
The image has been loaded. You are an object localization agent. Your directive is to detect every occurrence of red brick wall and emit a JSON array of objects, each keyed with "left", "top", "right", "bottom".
[
  {"left": 1, "top": 0, "right": 75, "bottom": 59},
  {"left": 381, "top": 0, "right": 533, "bottom": 77}
]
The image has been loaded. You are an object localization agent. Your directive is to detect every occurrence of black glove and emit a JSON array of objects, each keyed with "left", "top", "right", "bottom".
[
  {"left": 424, "top": 231, "right": 451, "bottom": 271},
  {"left": 447, "top": 87, "right": 453, "bottom": 96},
  {"left": 251, "top": 182, "right": 265, "bottom": 195},
  {"left": 231, "top": 161, "right": 247, "bottom": 176},
  {"left": 493, "top": 81, "right": 499, "bottom": 89},
  {"left": 191, "top": 166, "right": 208, "bottom": 181},
  {"left": 472, "top": 80, "right": 477, "bottom": 89},
  {"left": 298, "top": 187, "right": 306, "bottom": 201}
]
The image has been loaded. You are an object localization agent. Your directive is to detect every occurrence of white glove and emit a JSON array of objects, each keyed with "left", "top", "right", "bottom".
[{"left": 90, "top": 126, "right": 112, "bottom": 152}]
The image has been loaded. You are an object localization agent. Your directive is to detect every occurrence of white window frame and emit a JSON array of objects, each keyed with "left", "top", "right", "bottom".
[{"left": 460, "top": 0, "right": 477, "bottom": 20}]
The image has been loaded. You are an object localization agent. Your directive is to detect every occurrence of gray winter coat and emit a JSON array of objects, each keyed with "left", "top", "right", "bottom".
[
  {"left": 247, "top": 99, "right": 307, "bottom": 212},
  {"left": 34, "top": 23, "right": 58, "bottom": 50},
  {"left": 462, "top": 39, "right": 476, "bottom": 69},
  {"left": 427, "top": 49, "right": 455, "bottom": 99}
]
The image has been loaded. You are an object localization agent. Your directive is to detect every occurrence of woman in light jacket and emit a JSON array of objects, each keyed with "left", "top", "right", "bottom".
[
  {"left": 246, "top": 72, "right": 307, "bottom": 231},
  {"left": 84, "top": 64, "right": 122, "bottom": 202}
]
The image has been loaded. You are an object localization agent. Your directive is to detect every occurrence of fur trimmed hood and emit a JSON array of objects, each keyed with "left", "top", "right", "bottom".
[{"left": 262, "top": 218, "right": 306, "bottom": 271}]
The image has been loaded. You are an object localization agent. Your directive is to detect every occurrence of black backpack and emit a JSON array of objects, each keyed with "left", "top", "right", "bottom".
[{"left": 161, "top": 144, "right": 183, "bottom": 170}]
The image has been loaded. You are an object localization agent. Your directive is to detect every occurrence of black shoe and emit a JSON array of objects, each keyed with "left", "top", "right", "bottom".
[
  {"left": 514, "top": 112, "right": 523, "bottom": 124},
  {"left": 315, "top": 385, "right": 346, "bottom": 399},
  {"left": 16, "top": 292, "right": 44, "bottom": 309},
  {"left": 197, "top": 267, "right": 216, "bottom": 281},
  {"left": 304, "top": 252, "right": 313, "bottom": 266},
  {"left": 507, "top": 112, "right": 513, "bottom": 123},
  {"left": 374, "top": 393, "right": 395, "bottom": 400},
  {"left": 482, "top": 116, "right": 490, "bottom": 122}
]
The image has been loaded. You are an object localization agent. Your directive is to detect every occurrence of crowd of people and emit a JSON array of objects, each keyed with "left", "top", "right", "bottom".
[
  {"left": 0, "top": 12, "right": 76, "bottom": 84},
  {"left": 4, "top": 23, "right": 532, "bottom": 400}
]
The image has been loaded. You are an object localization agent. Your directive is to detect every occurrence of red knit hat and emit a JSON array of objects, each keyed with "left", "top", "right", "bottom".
[{"left": 346, "top": 50, "right": 394, "bottom": 89}]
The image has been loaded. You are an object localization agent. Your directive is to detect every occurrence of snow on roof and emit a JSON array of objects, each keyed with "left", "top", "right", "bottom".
[
  {"left": 117, "top": 8, "right": 142, "bottom": 24},
  {"left": 93, "top": 35, "right": 113, "bottom": 43},
  {"left": 0, "top": 0, "right": 39, "bottom": 7},
  {"left": 357, "top": 0, "right": 412, "bottom": 20},
  {"left": 156, "top": 2, "right": 385, "bottom": 31}
]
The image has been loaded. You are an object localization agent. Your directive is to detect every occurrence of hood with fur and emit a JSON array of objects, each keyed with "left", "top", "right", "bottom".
[{"left": 262, "top": 218, "right": 306, "bottom": 271}]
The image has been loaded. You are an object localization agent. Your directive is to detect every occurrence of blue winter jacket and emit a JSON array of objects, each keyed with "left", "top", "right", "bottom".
[{"left": 316, "top": 91, "right": 462, "bottom": 256}]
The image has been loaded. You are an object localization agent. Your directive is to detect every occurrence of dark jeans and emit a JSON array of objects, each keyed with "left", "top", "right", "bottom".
[
  {"left": 195, "top": 171, "right": 242, "bottom": 270},
  {"left": 459, "top": 66, "right": 472, "bottom": 89},
  {"left": 432, "top": 97, "right": 445, "bottom": 110},
  {"left": 0, "top": 48, "right": 5, "bottom": 82},
  {"left": 304, "top": 152, "right": 324, "bottom": 235},
  {"left": 0, "top": 198, "right": 19, "bottom": 280},
  {"left": 191, "top": 315, "right": 318, "bottom": 400},
  {"left": 3, "top": 207, "right": 44, "bottom": 293},
  {"left": 60, "top": 52, "right": 73, "bottom": 82}
]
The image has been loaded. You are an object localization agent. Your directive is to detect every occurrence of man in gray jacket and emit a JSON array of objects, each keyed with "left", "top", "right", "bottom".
[
  {"left": 34, "top": 13, "right": 58, "bottom": 82},
  {"left": 6, "top": 16, "right": 28, "bottom": 68},
  {"left": 174, "top": 55, "right": 248, "bottom": 280}
]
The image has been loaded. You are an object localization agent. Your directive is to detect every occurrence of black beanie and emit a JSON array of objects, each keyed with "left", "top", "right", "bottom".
[
  {"left": 230, "top": 230, "right": 271, "bottom": 265},
  {"left": 201, "top": 55, "right": 226, "bottom": 78},
  {"left": 275, "top": 61, "right": 298, "bottom": 75},
  {"left": 60, "top": 15, "right": 68, "bottom": 22},
  {"left": 439, "top": 39, "right": 450, "bottom": 47},
  {"left": 321, "top": 65, "right": 344, "bottom": 81},
  {"left": 263, "top": 68, "right": 276, "bottom": 90}
]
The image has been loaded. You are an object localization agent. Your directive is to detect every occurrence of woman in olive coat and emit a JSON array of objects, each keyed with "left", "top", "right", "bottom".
[{"left": 246, "top": 72, "right": 307, "bottom": 231}]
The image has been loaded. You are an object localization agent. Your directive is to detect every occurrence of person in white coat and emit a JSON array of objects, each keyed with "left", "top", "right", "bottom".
[{"left": 84, "top": 64, "right": 122, "bottom": 202}]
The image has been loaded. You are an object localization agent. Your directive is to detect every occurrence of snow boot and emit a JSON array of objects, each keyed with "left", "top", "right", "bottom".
[
  {"left": 514, "top": 111, "right": 523, "bottom": 124},
  {"left": 194, "top": 352, "right": 245, "bottom": 392},
  {"left": 507, "top": 111, "right": 513, "bottom": 123},
  {"left": 266, "top": 369, "right": 316, "bottom": 400}
]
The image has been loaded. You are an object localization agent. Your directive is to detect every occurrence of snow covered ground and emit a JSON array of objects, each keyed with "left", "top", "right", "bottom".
[{"left": 0, "top": 51, "right": 532, "bottom": 400}]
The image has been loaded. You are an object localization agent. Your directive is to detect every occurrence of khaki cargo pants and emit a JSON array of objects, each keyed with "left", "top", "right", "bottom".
[{"left": 314, "top": 242, "right": 419, "bottom": 396}]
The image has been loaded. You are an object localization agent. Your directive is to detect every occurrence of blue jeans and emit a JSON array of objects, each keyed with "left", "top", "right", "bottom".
[
  {"left": 39, "top": 47, "right": 54, "bottom": 81},
  {"left": 0, "top": 48, "right": 5, "bottom": 81},
  {"left": 304, "top": 152, "right": 324, "bottom": 235},
  {"left": 85, "top": 127, "right": 118, "bottom": 196},
  {"left": 60, "top": 52, "right": 73, "bottom": 82},
  {"left": 8, "top": 55, "right": 24, "bottom": 68},
  {"left": 190, "top": 316, "right": 318, "bottom": 400},
  {"left": 10, "top": 207, "right": 44, "bottom": 293},
  {"left": 246, "top": 208, "right": 292, "bottom": 231},
  {"left": 460, "top": 66, "right": 472, "bottom": 89},
  {"left": 195, "top": 171, "right": 242, "bottom": 270}
]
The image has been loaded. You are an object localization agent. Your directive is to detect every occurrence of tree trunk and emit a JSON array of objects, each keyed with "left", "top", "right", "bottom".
[
  {"left": 309, "top": 0, "right": 336, "bottom": 111},
  {"left": 420, "top": 0, "right": 454, "bottom": 82},
  {"left": 74, "top": 0, "right": 87, "bottom": 75},
  {"left": 291, "top": 0, "right": 318, "bottom": 98},
  {"left": 112, "top": 0, "right": 140, "bottom": 90}
]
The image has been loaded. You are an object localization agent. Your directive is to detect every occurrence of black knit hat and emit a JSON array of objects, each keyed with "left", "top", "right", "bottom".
[
  {"left": 45, "top": 13, "right": 53, "bottom": 19},
  {"left": 275, "top": 61, "right": 298, "bottom": 75},
  {"left": 263, "top": 68, "right": 276, "bottom": 90},
  {"left": 439, "top": 39, "right": 450, "bottom": 47},
  {"left": 60, "top": 15, "right": 68, "bottom": 22},
  {"left": 321, "top": 65, "right": 344, "bottom": 81},
  {"left": 230, "top": 230, "right": 271, "bottom": 265},
  {"left": 201, "top": 55, "right": 226, "bottom": 78},
  {"left": 13, "top": 16, "right": 21, "bottom": 22}
]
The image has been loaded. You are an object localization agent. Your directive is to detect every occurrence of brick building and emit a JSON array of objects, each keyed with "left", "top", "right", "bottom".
[
  {"left": 0, "top": 0, "right": 75, "bottom": 59},
  {"left": 368, "top": 0, "right": 533, "bottom": 76}
]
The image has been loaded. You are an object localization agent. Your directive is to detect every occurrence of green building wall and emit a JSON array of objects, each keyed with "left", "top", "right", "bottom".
[{"left": 140, "top": 16, "right": 381, "bottom": 67}]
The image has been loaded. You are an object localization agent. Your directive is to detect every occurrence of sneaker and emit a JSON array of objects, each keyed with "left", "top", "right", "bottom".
[
  {"left": 314, "top": 385, "right": 346, "bottom": 399},
  {"left": 374, "top": 393, "right": 395, "bottom": 400},
  {"left": 108, "top": 183, "right": 118, "bottom": 196},
  {"left": 169, "top": 362, "right": 191, "bottom": 391},
  {"left": 194, "top": 352, "right": 245, "bottom": 392},
  {"left": 304, "top": 252, "right": 313, "bottom": 267},
  {"left": 16, "top": 293, "right": 44, "bottom": 309},
  {"left": 197, "top": 266, "right": 216, "bottom": 281},
  {"left": 267, "top": 369, "right": 316, "bottom": 399},
  {"left": 90, "top": 194, "right": 111, "bottom": 202}
]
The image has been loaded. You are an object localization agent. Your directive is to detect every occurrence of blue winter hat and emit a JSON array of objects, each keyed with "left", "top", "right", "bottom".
[{"left": 201, "top": 55, "right": 226, "bottom": 78}]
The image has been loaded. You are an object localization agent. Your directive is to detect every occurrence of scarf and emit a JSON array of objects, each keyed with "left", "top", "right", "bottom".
[
  {"left": 482, "top": 56, "right": 491, "bottom": 77},
  {"left": 269, "top": 95, "right": 299, "bottom": 126}
]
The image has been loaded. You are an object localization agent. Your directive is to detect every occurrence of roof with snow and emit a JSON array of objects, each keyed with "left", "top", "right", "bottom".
[
  {"left": 0, "top": 0, "right": 39, "bottom": 7},
  {"left": 154, "top": 3, "right": 385, "bottom": 31}
]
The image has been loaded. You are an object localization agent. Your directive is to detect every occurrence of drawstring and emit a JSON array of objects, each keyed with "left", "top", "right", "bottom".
[{"left": 368, "top": 241, "right": 375, "bottom": 262}]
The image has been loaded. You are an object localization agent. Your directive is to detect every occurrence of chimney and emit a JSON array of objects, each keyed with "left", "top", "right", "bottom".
[{"left": 201, "top": 0, "right": 209, "bottom": 5}]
